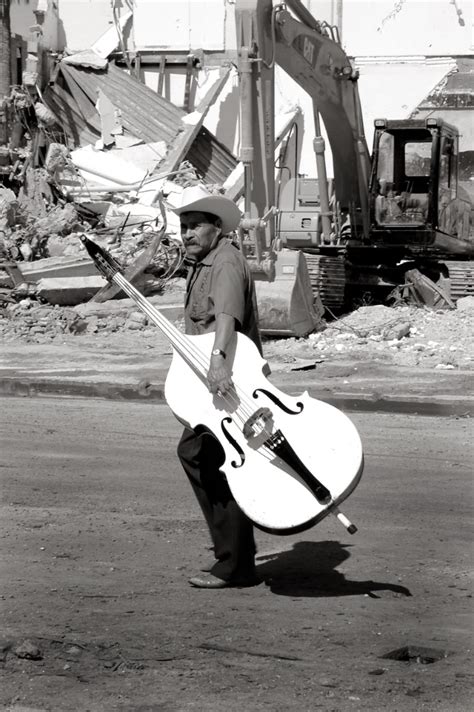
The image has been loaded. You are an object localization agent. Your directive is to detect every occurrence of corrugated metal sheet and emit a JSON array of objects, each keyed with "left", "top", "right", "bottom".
[
  {"left": 43, "top": 82, "right": 101, "bottom": 147},
  {"left": 43, "top": 60, "right": 237, "bottom": 184},
  {"left": 187, "top": 127, "right": 237, "bottom": 185},
  {"left": 447, "top": 72, "right": 474, "bottom": 95},
  {"left": 59, "top": 62, "right": 184, "bottom": 146}
]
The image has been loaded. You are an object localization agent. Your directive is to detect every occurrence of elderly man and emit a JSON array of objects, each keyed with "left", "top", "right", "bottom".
[{"left": 173, "top": 184, "right": 262, "bottom": 589}]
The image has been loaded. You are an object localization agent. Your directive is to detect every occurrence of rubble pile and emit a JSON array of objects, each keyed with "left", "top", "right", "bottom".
[
  {"left": 1, "top": 294, "right": 473, "bottom": 372},
  {"left": 0, "top": 302, "right": 83, "bottom": 340},
  {"left": 0, "top": 278, "right": 185, "bottom": 343},
  {"left": 265, "top": 299, "right": 474, "bottom": 371},
  {"left": 0, "top": 55, "right": 236, "bottom": 307}
]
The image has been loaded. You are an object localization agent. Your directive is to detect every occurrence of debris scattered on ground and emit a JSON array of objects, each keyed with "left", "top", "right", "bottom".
[
  {"left": 1, "top": 294, "right": 472, "bottom": 371},
  {"left": 264, "top": 302, "right": 474, "bottom": 370},
  {"left": 0, "top": 53, "right": 472, "bottom": 373}
]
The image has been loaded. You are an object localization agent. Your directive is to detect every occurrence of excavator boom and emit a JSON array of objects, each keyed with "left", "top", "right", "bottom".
[{"left": 235, "top": 0, "right": 371, "bottom": 247}]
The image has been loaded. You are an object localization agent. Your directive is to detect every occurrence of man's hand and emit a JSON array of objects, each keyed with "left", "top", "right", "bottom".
[{"left": 208, "top": 353, "right": 233, "bottom": 396}]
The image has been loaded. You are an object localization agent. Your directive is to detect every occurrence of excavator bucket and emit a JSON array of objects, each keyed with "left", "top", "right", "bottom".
[{"left": 255, "top": 249, "right": 325, "bottom": 337}]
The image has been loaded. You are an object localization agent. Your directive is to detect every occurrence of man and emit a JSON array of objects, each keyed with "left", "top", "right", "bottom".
[{"left": 173, "top": 184, "right": 261, "bottom": 589}]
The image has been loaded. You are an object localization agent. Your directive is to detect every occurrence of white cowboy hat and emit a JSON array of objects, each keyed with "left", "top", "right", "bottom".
[{"left": 172, "top": 184, "right": 242, "bottom": 234}]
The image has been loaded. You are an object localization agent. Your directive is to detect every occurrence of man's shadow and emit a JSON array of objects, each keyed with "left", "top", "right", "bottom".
[{"left": 256, "top": 541, "right": 412, "bottom": 598}]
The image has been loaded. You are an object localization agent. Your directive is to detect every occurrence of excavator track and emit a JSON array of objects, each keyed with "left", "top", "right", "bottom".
[
  {"left": 444, "top": 261, "right": 474, "bottom": 301},
  {"left": 302, "top": 253, "right": 346, "bottom": 311}
]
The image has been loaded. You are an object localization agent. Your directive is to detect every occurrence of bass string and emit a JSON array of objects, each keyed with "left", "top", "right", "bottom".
[
  {"left": 113, "top": 273, "right": 275, "bottom": 443},
  {"left": 113, "top": 274, "right": 208, "bottom": 376}
]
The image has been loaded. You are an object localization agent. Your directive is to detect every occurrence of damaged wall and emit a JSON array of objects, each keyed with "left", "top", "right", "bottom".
[
  {"left": 133, "top": 0, "right": 228, "bottom": 52},
  {"left": 10, "top": 0, "right": 63, "bottom": 52},
  {"left": 52, "top": 0, "right": 114, "bottom": 53}
]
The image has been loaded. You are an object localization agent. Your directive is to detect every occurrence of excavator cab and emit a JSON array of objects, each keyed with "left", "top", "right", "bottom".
[{"left": 369, "top": 118, "right": 469, "bottom": 251}]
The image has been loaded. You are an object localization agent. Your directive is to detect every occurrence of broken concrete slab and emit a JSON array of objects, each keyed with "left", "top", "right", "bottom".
[
  {"left": 70, "top": 145, "right": 147, "bottom": 187},
  {"left": 91, "top": 10, "right": 133, "bottom": 59},
  {"left": 20, "top": 255, "right": 96, "bottom": 282},
  {"left": 37, "top": 276, "right": 108, "bottom": 306}
]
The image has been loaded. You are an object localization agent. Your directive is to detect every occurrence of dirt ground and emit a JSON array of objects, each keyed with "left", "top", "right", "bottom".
[{"left": 1, "top": 397, "right": 473, "bottom": 712}]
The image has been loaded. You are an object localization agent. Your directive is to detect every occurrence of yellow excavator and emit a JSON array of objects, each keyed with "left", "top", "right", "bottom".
[{"left": 232, "top": 0, "right": 474, "bottom": 336}]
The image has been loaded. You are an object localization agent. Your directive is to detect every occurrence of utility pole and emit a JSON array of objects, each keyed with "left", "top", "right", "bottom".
[
  {"left": 0, "top": 0, "right": 11, "bottom": 146},
  {"left": 0, "top": 0, "right": 11, "bottom": 98}
]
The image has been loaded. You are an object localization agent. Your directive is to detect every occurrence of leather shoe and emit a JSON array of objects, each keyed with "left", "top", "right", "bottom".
[{"left": 189, "top": 573, "right": 261, "bottom": 589}]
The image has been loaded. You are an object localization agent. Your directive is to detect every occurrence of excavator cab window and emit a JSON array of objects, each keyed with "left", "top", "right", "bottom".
[
  {"left": 437, "top": 134, "right": 459, "bottom": 233},
  {"left": 374, "top": 129, "right": 432, "bottom": 227}
]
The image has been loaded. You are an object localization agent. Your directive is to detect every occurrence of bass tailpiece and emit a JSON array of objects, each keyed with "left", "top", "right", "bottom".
[{"left": 264, "top": 430, "right": 331, "bottom": 504}]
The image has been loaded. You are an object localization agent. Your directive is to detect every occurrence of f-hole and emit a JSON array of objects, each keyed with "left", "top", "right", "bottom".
[
  {"left": 253, "top": 388, "right": 303, "bottom": 415},
  {"left": 221, "top": 417, "right": 245, "bottom": 468}
]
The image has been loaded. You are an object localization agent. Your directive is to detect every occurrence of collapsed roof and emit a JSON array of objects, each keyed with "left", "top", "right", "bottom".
[{"left": 43, "top": 60, "right": 237, "bottom": 185}]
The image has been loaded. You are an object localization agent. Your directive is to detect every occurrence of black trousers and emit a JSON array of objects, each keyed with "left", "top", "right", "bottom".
[{"left": 177, "top": 426, "right": 256, "bottom": 581}]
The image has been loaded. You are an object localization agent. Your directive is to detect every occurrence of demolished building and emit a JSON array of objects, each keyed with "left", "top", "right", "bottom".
[{"left": 1, "top": 1, "right": 473, "bottom": 333}]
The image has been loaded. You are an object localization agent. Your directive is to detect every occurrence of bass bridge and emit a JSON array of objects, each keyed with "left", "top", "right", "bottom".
[{"left": 242, "top": 407, "right": 275, "bottom": 448}]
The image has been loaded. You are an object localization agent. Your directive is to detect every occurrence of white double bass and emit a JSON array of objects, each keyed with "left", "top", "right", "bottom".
[{"left": 83, "top": 236, "right": 363, "bottom": 535}]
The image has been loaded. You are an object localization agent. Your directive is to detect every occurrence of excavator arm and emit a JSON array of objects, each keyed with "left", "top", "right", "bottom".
[{"left": 235, "top": 0, "right": 371, "bottom": 258}]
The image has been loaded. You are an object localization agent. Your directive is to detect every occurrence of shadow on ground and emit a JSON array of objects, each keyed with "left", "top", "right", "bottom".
[{"left": 256, "top": 540, "right": 412, "bottom": 598}]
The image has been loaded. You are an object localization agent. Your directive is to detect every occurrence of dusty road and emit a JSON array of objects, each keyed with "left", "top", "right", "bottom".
[{"left": 1, "top": 396, "right": 473, "bottom": 711}]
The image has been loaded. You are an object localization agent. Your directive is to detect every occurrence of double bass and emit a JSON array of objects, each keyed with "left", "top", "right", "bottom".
[{"left": 82, "top": 236, "right": 363, "bottom": 535}]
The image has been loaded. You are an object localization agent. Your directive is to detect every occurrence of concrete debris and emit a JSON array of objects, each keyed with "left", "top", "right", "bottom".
[
  {"left": 70, "top": 145, "right": 149, "bottom": 188},
  {"left": 0, "top": 284, "right": 184, "bottom": 342},
  {"left": 1, "top": 295, "right": 472, "bottom": 374},
  {"left": 456, "top": 295, "right": 474, "bottom": 312},
  {"left": 0, "top": 188, "right": 18, "bottom": 231},
  {"left": 265, "top": 303, "right": 474, "bottom": 371},
  {"left": 91, "top": 9, "right": 133, "bottom": 59},
  {"left": 390, "top": 269, "right": 455, "bottom": 309},
  {"left": 19, "top": 255, "right": 96, "bottom": 281},
  {"left": 36, "top": 276, "right": 108, "bottom": 306}
]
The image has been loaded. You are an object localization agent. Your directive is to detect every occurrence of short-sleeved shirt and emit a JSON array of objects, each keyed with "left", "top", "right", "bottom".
[{"left": 184, "top": 238, "right": 262, "bottom": 353}]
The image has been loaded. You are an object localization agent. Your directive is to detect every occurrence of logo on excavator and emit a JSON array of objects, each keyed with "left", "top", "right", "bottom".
[
  {"left": 294, "top": 34, "right": 319, "bottom": 69},
  {"left": 303, "top": 36, "right": 316, "bottom": 66}
]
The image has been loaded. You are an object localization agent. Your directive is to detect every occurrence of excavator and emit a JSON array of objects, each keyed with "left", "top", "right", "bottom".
[{"left": 233, "top": 0, "right": 474, "bottom": 335}]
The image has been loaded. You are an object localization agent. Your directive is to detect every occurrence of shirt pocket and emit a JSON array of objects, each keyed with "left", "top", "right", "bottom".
[{"left": 189, "top": 269, "right": 212, "bottom": 322}]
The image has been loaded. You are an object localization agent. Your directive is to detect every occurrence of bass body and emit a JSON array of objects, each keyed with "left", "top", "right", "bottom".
[{"left": 165, "top": 331, "right": 363, "bottom": 534}]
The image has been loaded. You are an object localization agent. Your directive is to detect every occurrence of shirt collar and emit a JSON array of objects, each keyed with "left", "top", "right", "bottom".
[{"left": 197, "top": 238, "right": 229, "bottom": 267}]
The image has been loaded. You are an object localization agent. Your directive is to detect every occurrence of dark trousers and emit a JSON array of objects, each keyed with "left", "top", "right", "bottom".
[{"left": 177, "top": 426, "right": 256, "bottom": 581}]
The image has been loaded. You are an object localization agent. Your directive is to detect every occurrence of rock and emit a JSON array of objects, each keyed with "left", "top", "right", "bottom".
[
  {"left": 126, "top": 319, "right": 144, "bottom": 330},
  {"left": 456, "top": 296, "right": 474, "bottom": 313},
  {"left": 14, "top": 639, "right": 43, "bottom": 660},
  {"left": 69, "top": 318, "right": 88, "bottom": 334},
  {"left": 383, "top": 321, "right": 411, "bottom": 340},
  {"left": 128, "top": 311, "right": 147, "bottom": 325},
  {"left": 86, "top": 316, "right": 100, "bottom": 333}
]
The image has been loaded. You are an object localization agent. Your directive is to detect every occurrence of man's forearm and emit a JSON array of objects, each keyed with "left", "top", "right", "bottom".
[
  {"left": 207, "top": 313, "right": 236, "bottom": 394},
  {"left": 212, "top": 313, "right": 236, "bottom": 355}
]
